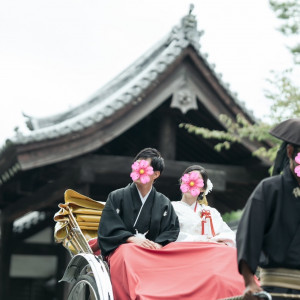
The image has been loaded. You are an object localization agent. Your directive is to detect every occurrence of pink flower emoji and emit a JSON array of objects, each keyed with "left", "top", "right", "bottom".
[
  {"left": 295, "top": 165, "right": 300, "bottom": 177},
  {"left": 130, "top": 160, "right": 154, "bottom": 184},
  {"left": 295, "top": 152, "right": 300, "bottom": 177},
  {"left": 180, "top": 171, "right": 204, "bottom": 197}
]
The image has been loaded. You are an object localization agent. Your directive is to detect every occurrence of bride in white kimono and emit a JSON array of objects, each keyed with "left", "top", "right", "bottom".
[{"left": 172, "top": 165, "right": 236, "bottom": 247}]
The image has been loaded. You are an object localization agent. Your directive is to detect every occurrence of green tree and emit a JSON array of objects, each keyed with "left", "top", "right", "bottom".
[
  {"left": 265, "top": 69, "right": 300, "bottom": 122},
  {"left": 269, "top": 0, "right": 300, "bottom": 64},
  {"left": 181, "top": 0, "right": 300, "bottom": 164},
  {"left": 180, "top": 114, "right": 280, "bottom": 163}
]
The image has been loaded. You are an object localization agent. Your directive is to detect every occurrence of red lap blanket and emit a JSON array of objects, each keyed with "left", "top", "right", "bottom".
[{"left": 109, "top": 242, "right": 246, "bottom": 300}]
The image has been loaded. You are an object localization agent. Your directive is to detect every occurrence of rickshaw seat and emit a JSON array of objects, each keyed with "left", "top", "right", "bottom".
[
  {"left": 54, "top": 189, "right": 104, "bottom": 255},
  {"left": 88, "top": 237, "right": 101, "bottom": 256}
]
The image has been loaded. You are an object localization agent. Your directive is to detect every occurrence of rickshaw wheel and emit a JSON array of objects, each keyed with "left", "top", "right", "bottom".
[{"left": 67, "top": 274, "right": 99, "bottom": 300}]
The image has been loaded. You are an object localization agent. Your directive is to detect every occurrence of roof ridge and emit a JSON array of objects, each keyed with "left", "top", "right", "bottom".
[
  {"left": 24, "top": 10, "right": 204, "bottom": 131},
  {"left": 0, "top": 8, "right": 257, "bottom": 161}
]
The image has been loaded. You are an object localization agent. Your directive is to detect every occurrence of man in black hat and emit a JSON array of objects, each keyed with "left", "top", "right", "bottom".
[{"left": 236, "top": 118, "right": 300, "bottom": 299}]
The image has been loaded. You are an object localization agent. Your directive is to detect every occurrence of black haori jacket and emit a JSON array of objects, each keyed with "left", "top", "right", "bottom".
[
  {"left": 98, "top": 183, "right": 179, "bottom": 257},
  {"left": 237, "top": 166, "right": 300, "bottom": 274}
]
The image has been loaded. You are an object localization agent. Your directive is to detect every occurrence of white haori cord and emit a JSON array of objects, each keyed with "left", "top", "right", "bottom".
[{"left": 133, "top": 201, "right": 149, "bottom": 239}]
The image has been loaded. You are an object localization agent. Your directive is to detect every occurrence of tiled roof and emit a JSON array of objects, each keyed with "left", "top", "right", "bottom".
[
  {"left": 2, "top": 12, "right": 254, "bottom": 149},
  {"left": 13, "top": 211, "right": 46, "bottom": 234},
  {"left": 0, "top": 11, "right": 258, "bottom": 186}
]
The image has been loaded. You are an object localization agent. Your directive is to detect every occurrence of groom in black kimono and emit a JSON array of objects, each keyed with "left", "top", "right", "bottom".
[
  {"left": 236, "top": 118, "right": 300, "bottom": 300},
  {"left": 98, "top": 148, "right": 179, "bottom": 257}
]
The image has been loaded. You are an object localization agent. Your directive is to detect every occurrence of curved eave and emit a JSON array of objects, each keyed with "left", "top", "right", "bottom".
[
  {"left": 0, "top": 31, "right": 262, "bottom": 182},
  {"left": 10, "top": 39, "right": 189, "bottom": 145},
  {"left": 16, "top": 45, "right": 256, "bottom": 151},
  {"left": 0, "top": 144, "right": 21, "bottom": 185},
  {"left": 24, "top": 31, "right": 175, "bottom": 130},
  {"left": 25, "top": 13, "right": 256, "bottom": 131}
]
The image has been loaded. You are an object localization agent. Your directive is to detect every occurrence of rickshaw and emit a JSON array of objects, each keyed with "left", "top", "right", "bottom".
[
  {"left": 54, "top": 189, "right": 113, "bottom": 300},
  {"left": 54, "top": 189, "right": 272, "bottom": 300}
]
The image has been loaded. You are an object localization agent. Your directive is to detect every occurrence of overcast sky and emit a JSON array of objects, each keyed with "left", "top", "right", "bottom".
[{"left": 0, "top": 0, "right": 295, "bottom": 144}]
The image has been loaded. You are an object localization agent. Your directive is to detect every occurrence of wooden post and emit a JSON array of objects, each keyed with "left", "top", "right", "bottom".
[
  {"left": 158, "top": 112, "right": 176, "bottom": 160},
  {"left": 0, "top": 212, "right": 13, "bottom": 298},
  {"left": 55, "top": 246, "right": 70, "bottom": 300}
]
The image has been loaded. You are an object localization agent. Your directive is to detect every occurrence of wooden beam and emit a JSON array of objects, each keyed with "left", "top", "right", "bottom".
[
  {"left": 163, "top": 159, "right": 267, "bottom": 185},
  {"left": 78, "top": 155, "right": 267, "bottom": 190},
  {"left": 78, "top": 155, "right": 225, "bottom": 189},
  {"left": 163, "top": 160, "right": 226, "bottom": 190}
]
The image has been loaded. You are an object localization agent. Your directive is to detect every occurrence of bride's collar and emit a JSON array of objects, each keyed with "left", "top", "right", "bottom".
[{"left": 180, "top": 200, "right": 197, "bottom": 209}]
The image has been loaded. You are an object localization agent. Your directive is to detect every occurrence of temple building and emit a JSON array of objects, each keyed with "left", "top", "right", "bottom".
[{"left": 0, "top": 10, "right": 270, "bottom": 299}]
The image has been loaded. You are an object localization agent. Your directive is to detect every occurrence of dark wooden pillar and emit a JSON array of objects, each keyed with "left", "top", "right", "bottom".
[
  {"left": 56, "top": 245, "right": 70, "bottom": 300},
  {"left": 0, "top": 212, "right": 13, "bottom": 298},
  {"left": 158, "top": 112, "right": 176, "bottom": 160}
]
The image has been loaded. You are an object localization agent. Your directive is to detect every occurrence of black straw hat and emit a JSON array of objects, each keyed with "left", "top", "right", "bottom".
[{"left": 269, "top": 118, "right": 300, "bottom": 146}]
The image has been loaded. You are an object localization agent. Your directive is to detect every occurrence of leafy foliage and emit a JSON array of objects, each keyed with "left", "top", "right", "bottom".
[
  {"left": 269, "top": 0, "right": 300, "bottom": 63},
  {"left": 180, "top": 114, "right": 280, "bottom": 162},
  {"left": 180, "top": 1, "right": 300, "bottom": 164},
  {"left": 265, "top": 69, "right": 300, "bottom": 122},
  {"left": 222, "top": 209, "right": 243, "bottom": 223}
]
